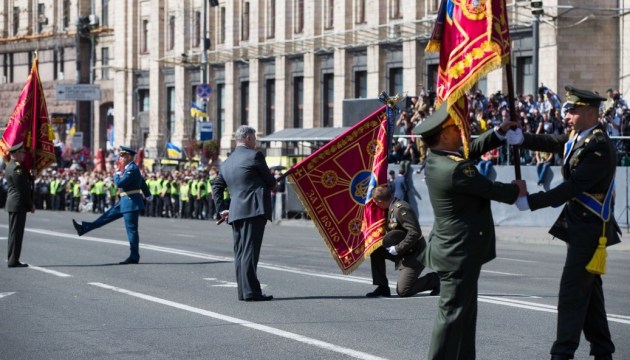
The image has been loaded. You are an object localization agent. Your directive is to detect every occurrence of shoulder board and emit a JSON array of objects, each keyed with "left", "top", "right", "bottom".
[
  {"left": 591, "top": 129, "right": 606, "bottom": 143},
  {"left": 448, "top": 155, "right": 464, "bottom": 162},
  {"left": 395, "top": 202, "right": 402, "bottom": 208}
]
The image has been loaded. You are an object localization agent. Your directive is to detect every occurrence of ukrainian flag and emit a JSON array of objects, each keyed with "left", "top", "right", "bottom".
[
  {"left": 166, "top": 142, "right": 182, "bottom": 158},
  {"left": 190, "top": 102, "right": 208, "bottom": 118}
]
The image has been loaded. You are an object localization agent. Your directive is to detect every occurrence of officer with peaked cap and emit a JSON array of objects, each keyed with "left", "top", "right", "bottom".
[
  {"left": 507, "top": 85, "right": 619, "bottom": 360},
  {"left": 72, "top": 146, "right": 151, "bottom": 264},
  {"left": 414, "top": 105, "right": 525, "bottom": 360},
  {"left": 5, "top": 142, "right": 34, "bottom": 267}
]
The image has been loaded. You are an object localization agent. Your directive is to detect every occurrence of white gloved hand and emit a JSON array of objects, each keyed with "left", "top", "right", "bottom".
[
  {"left": 515, "top": 196, "right": 530, "bottom": 211},
  {"left": 387, "top": 246, "right": 398, "bottom": 256},
  {"left": 506, "top": 128, "right": 524, "bottom": 145}
]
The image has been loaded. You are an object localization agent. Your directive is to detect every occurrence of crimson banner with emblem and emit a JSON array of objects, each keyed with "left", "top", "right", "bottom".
[
  {"left": 0, "top": 56, "right": 56, "bottom": 175},
  {"left": 288, "top": 107, "right": 388, "bottom": 274},
  {"left": 426, "top": 0, "right": 511, "bottom": 157}
]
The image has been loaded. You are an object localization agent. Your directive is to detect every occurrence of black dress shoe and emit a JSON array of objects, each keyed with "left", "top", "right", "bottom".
[
  {"left": 72, "top": 219, "right": 85, "bottom": 236},
  {"left": 244, "top": 294, "right": 273, "bottom": 302},
  {"left": 119, "top": 258, "right": 139, "bottom": 265},
  {"left": 8, "top": 262, "right": 28, "bottom": 268},
  {"left": 429, "top": 273, "right": 441, "bottom": 296},
  {"left": 366, "top": 286, "right": 391, "bottom": 298},
  {"left": 594, "top": 355, "right": 613, "bottom": 360}
]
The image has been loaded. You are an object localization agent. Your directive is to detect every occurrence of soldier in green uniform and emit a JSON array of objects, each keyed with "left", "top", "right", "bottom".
[
  {"left": 414, "top": 105, "right": 525, "bottom": 360},
  {"left": 507, "top": 86, "right": 620, "bottom": 360},
  {"left": 366, "top": 185, "right": 439, "bottom": 298}
]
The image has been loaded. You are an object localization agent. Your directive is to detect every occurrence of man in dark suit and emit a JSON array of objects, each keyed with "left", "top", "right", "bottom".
[
  {"left": 72, "top": 146, "right": 151, "bottom": 264},
  {"left": 392, "top": 167, "right": 408, "bottom": 201},
  {"left": 366, "top": 185, "right": 439, "bottom": 298},
  {"left": 508, "top": 86, "right": 620, "bottom": 360},
  {"left": 5, "top": 142, "right": 34, "bottom": 268},
  {"left": 414, "top": 105, "right": 525, "bottom": 360},
  {"left": 212, "top": 125, "right": 277, "bottom": 302}
]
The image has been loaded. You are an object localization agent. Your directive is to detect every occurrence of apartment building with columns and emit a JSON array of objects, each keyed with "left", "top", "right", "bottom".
[{"left": 1, "top": 0, "right": 628, "bottom": 161}]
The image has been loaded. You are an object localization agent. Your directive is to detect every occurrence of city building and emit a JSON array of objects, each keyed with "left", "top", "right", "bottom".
[{"left": 1, "top": 0, "right": 628, "bottom": 164}]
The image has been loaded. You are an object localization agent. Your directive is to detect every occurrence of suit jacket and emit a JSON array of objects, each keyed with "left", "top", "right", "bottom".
[
  {"left": 520, "top": 123, "right": 621, "bottom": 247},
  {"left": 5, "top": 160, "right": 33, "bottom": 212},
  {"left": 212, "top": 145, "right": 276, "bottom": 223},
  {"left": 387, "top": 199, "right": 425, "bottom": 270},
  {"left": 114, "top": 161, "right": 151, "bottom": 213},
  {"left": 421, "top": 129, "right": 520, "bottom": 271},
  {"left": 392, "top": 175, "right": 408, "bottom": 201}
]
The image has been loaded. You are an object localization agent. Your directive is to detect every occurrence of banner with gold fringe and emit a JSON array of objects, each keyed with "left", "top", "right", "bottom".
[
  {"left": 426, "top": 0, "right": 511, "bottom": 158},
  {"left": 0, "top": 55, "right": 56, "bottom": 175},
  {"left": 288, "top": 106, "right": 389, "bottom": 274}
]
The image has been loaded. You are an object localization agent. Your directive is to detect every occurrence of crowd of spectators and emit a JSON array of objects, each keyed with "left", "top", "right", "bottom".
[{"left": 389, "top": 86, "right": 630, "bottom": 168}]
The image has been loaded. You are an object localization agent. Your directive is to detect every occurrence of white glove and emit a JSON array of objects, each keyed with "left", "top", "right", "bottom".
[
  {"left": 387, "top": 246, "right": 398, "bottom": 256},
  {"left": 146, "top": 195, "right": 154, "bottom": 201},
  {"left": 515, "top": 196, "right": 530, "bottom": 211},
  {"left": 506, "top": 128, "right": 524, "bottom": 145}
]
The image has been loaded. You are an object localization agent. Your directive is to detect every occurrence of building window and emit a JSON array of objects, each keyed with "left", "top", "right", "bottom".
[
  {"left": 324, "top": 0, "right": 334, "bottom": 30},
  {"left": 516, "top": 56, "right": 533, "bottom": 95},
  {"left": 241, "top": 1, "right": 250, "bottom": 41},
  {"left": 63, "top": 0, "right": 71, "bottom": 29},
  {"left": 241, "top": 81, "right": 249, "bottom": 125},
  {"left": 101, "top": 47, "right": 109, "bottom": 80},
  {"left": 355, "top": 0, "right": 365, "bottom": 24},
  {"left": 141, "top": 19, "right": 149, "bottom": 53},
  {"left": 37, "top": 3, "right": 46, "bottom": 34},
  {"left": 355, "top": 70, "right": 367, "bottom": 98},
  {"left": 389, "top": 0, "right": 402, "bottom": 19},
  {"left": 267, "top": 0, "right": 275, "bottom": 39},
  {"left": 388, "top": 67, "right": 403, "bottom": 95},
  {"left": 3, "top": 53, "right": 14, "bottom": 83},
  {"left": 322, "top": 73, "right": 334, "bottom": 127},
  {"left": 193, "top": 11, "right": 201, "bottom": 47},
  {"left": 102, "top": 0, "right": 109, "bottom": 27},
  {"left": 293, "top": 76, "right": 304, "bottom": 128},
  {"left": 167, "top": 86, "right": 176, "bottom": 138},
  {"left": 265, "top": 79, "right": 276, "bottom": 134},
  {"left": 427, "top": 0, "right": 440, "bottom": 14},
  {"left": 294, "top": 0, "right": 304, "bottom": 34},
  {"left": 217, "top": 83, "right": 226, "bottom": 139},
  {"left": 54, "top": 48, "right": 65, "bottom": 79},
  {"left": 168, "top": 16, "right": 176, "bottom": 50},
  {"left": 427, "top": 63, "right": 438, "bottom": 94},
  {"left": 138, "top": 89, "right": 150, "bottom": 112},
  {"left": 13, "top": 7, "right": 20, "bottom": 36},
  {"left": 219, "top": 7, "right": 226, "bottom": 44}
]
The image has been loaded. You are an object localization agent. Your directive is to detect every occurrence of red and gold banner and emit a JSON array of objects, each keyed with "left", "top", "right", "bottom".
[
  {"left": 426, "top": 0, "right": 511, "bottom": 157},
  {"left": 0, "top": 56, "right": 56, "bottom": 175},
  {"left": 288, "top": 107, "right": 389, "bottom": 274}
]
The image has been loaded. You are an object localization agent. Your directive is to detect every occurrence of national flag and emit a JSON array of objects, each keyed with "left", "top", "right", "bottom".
[
  {"left": 0, "top": 55, "right": 56, "bottom": 175},
  {"left": 287, "top": 106, "right": 389, "bottom": 274},
  {"left": 68, "top": 119, "right": 76, "bottom": 137},
  {"left": 190, "top": 102, "right": 208, "bottom": 118},
  {"left": 166, "top": 142, "right": 183, "bottom": 158},
  {"left": 426, "top": 0, "right": 511, "bottom": 158}
]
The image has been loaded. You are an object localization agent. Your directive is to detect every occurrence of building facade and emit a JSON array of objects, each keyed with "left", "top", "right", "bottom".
[{"left": 1, "top": 0, "right": 629, "bottom": 161}]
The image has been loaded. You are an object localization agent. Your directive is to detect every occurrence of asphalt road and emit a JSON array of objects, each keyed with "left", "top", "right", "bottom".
[{"left": 1, "top": 211, "right": 628, "bottom": 360}]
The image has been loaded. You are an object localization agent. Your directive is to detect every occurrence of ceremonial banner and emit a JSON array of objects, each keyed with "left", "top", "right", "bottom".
[
  {"left": 0, "top": 56, "right": 55, "bottom": 175},
  {"left": 288, "top": 106, "right": 389, "bottom": 274},
  {"left": 190, "top": 102, "right": 208, "bottom": 118},
  {"left": 426, "top": 0, "right": 511, "bottom": 157}
]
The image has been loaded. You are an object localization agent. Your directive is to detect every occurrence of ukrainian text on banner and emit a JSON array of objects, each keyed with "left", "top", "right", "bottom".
[
  {"left": 426, "top": 0, "right": 511, "bottom": 157},
  {"left": 288, "top": 106, "right": 388, "bottom": 274},
  {"left": 0, "top": 57, "right": 55, "bottom": 174}
]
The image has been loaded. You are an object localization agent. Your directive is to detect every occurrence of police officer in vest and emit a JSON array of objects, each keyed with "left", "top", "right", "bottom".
[{"left": 508, "top": 86, "right": 620, "bottom": 360}]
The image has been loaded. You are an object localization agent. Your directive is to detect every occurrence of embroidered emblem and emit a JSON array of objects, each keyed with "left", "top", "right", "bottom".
[{"left": 462, "top": 165, "right": 476, "bottom": 177}]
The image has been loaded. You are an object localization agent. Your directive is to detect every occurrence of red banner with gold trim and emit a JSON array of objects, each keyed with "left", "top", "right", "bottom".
[
  {"left": 288, "top": 107, "right": 388, "bottom": 274},
  {"left": 426, "top": 0, "right": 511, "bottom": 157},
  {"left": 0, "top": 57, "right": 56, "bottom": 175}
]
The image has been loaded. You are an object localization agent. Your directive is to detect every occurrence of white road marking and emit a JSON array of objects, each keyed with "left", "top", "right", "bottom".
[
  {"left": 89, "top": 282, "right": 388, "bottom": 360},
  {"left": 496, "top": 257, "right": 537, "bottom": 263},
  {"left": 203, "top": 278, "right": 238, "bottom": 287},
  {"left": 0, "top": 236, "right": 8, "bottom": 240},
  {"left": 0, "top": 292, "right": 16, "bottom": 299},
  {"left": 481, "top": 270, "right": 521, "bottom": 276},
  {"left": 28, "top": 265, "right": 72, "bottom": 278}
]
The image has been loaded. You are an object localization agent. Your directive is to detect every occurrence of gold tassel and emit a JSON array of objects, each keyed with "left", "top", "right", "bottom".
[
  {"left": 425, "top": 40, "right": 440, "bottom": 53},
  {"left": 586, "top": 223, "right": 608, "bottom": 275}
]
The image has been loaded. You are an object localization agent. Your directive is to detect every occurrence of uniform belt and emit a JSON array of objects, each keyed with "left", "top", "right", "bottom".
[{"left": 119, "top": 189, "right": 142, "bottom": 197}]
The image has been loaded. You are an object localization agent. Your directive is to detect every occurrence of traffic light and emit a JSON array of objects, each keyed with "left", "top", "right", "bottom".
[{"left": 531, "top": 0, "right": 543, "bottom": 16}]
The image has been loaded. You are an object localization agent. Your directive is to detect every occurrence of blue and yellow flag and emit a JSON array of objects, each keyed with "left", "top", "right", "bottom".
[
  {"left": 190, "top": 102, "right": 208, "bottom": 118},
  {"left": 166, "top": 142, "right": 182, "bottom": 158}
]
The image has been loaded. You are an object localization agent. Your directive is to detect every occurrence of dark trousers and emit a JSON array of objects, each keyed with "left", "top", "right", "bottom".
[
  {"left": 370, "top": 247, "right": 436, "bottom": 297},
  {"left": 551, "top": 245, "right": 615, "bottom": 358},
  {"left": 231, "top": 215, "right": 267, "bottom": 300},
  {"left": 428, "top": 267, "right": 481, "bottom": 360},
  {"left": 80, "top": 205, "right": 141, "bottom": 261},
  {"left": 7, "top": 211, "right": 27, "bottom": 266}
]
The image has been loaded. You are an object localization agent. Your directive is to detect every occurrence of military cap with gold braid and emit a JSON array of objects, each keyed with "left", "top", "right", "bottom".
[
  {"left": 564, "top": 85, "right": 606, "bottom": 110},
  {"left": 412, "top": 105, "right": 453, "bottom": 138}
]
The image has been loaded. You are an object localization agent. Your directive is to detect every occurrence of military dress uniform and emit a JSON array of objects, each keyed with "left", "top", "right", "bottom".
[
  {"left": 414, "top": 105, "right": 521, "bottom": 360},
  {"left": 5, "top": 145, "right": 34, "bottom": 268},
  {"left": 518, "top": 86, "right": 620, "bottom": 360},
  {"left": 369, "top": 199, "right": 439, "bottom": 297}
]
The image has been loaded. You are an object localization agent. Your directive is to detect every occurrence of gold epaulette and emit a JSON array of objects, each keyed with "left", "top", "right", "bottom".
[
  {"left": 448, "top": 155, "right": 464, "bottom": 162},
  {"left": 591, "top": 129, "right": 606, "bottom": 143}
]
